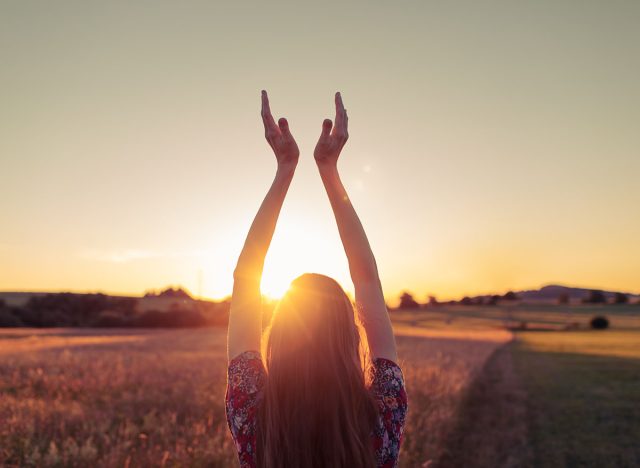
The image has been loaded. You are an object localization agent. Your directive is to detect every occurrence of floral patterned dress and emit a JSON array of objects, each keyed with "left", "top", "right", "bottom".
[{"left": 225, "top": 351, "right": 408, "bottom": 468}]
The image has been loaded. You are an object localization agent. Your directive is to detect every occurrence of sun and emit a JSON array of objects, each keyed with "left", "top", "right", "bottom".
[
  {"left": 258, "top": 214, "right": 351, "bottom": 299},
  {"left": 260, "top": 263, "right": 295, "bottom": 299},
  {"left": 259, "top": 217, "right": 313, "bottom": 299}
]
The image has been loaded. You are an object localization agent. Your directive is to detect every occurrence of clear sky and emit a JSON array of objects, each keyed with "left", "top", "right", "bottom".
[{"left": 1, "top": 1, "right": 639, "bottom": 302}]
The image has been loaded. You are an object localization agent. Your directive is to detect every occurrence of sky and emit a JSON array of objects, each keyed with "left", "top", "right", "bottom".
[{"left": 1, "top": 0, "right": 639, "bottom": 303}]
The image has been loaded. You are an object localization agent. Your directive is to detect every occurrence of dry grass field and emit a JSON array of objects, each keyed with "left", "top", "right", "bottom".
[{"left": 0, "top": 327, "right": 511, "bottom": 467}]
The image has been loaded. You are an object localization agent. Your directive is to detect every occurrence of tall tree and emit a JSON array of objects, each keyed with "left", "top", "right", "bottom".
[{"left": 398, "top": 292, "right": 420, "bottom": 309}]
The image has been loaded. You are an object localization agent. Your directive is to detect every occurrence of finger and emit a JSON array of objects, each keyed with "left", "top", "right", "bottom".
[
  {"left": 278, "top": 117, "right": 292, "bottom": 137},
  {"left": 335, "top": 91, "right": 345, "bottom": 112},
  {"left": 261, "top": 90, "right": 278, "bottom": 133},
  {"left": 334, "top": 92, "right": 345, "bottom": 134},
  {"left": 320, "top": 118, "right": 333, "bottom": 137}
]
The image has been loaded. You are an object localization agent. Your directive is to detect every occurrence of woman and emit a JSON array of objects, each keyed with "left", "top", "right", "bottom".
[{"left": 226, "top": 91, "right": 407, "bottom": 468}]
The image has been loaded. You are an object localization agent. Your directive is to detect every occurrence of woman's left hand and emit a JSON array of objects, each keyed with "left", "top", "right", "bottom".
[{"left": 261, "top": 90, "right": 299, "bottom": 168}]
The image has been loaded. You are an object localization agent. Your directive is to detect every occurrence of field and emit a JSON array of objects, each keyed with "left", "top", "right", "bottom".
[
  {"left": 1, "top": 304, "right": 638, "bottom": 467},
  {"left": 391, "top": 303, "right": 640, "bottom": 331},
  {"left": 512, "top": 330, "right": 640, "bottom": 468},
  {"left": 0, "top": 326, "right": 510, "bottom": 467}
]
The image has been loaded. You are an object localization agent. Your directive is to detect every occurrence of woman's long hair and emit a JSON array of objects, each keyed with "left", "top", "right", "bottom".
[{"left": 257, "top": 273, "right": 378, "bottom": 468}]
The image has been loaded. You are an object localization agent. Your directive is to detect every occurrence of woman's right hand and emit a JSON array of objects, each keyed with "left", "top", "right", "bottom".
[
  {"left": 262, "top": 90, "right": 299, "bottom": 170},
  {"left": 314, "top": 92, "right": 349, "bottom": 168}
]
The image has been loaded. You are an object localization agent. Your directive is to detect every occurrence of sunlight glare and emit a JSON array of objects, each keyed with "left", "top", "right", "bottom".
[{"left": 260, "top": 214, "right": 351, "bottom": 299}]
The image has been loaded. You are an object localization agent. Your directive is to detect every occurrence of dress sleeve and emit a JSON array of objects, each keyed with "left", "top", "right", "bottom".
[
  {"left": 225, "top": 350, "right": 266, "bottom": 468},
  {"left": 371, "top": 357, "right": 408, "bottom": 468}
]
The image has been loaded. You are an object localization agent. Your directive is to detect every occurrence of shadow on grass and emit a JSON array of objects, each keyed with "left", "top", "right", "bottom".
[{"left": 435, "top": 343, "right": 532, "bottom": 468}]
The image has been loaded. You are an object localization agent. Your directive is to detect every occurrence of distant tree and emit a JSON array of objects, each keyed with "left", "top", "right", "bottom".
[
  {"left": 583, "top": 290, "right": 607, "bottom": 304},
  {"left": 145, "top": 287, "right": 192, "bottom": 299},
  {"left": 590, "top": 316, "right": 609, "bottom": 330},
  {"left": 201, "top": 300, "right": 231, "bottom": 327},
  {"left": 557, "top": 292, "right": 570, "bottom": 305},
  {"left": 0, "top": 291, "right": 231, "bottom": 329},
  {"left": 427, "top": 295, "right": 439, "bottom": 308},
  {"left": 613, "top": 292, "right": 629, "bottom": 304},
  {"left": 474, "top": 297, "right": 485, "bottom": 306},
  {"left": 20, "top": 293, "right": 137, "bottom": 327},
  {"left": 460, "top": 296, "right": 473, "bottom": 306},
  {"left": 112, "top": 297, "right": 138, "bottom": 316},
  {"left": 0, "top": 308, "right": 23, "bottom": 327},
  {"left": 24, "top": 293, "right": 104, "bottom": 327},
  {"left": 503, "top": 291, "right": 519, "bottom": 301},
  {"left": 398, "top": 292, "right": 420, "bottom": 310},
  {"left": 487, "top": 295, "right": 500, "bottom": 306},
  {"left": 92, "top": 311, "right": 128, "bottom": 327},
  {"left": 133, "top": 308, "right": 206, "bottom": 327}
]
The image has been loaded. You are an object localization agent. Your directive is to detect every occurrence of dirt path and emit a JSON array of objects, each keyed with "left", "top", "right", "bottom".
[
  {"left": 435, "top": 342, "right": 532, "bottom": 468},
  {"left": 396, "top": 330, "right": 513, "bottom": 467}
]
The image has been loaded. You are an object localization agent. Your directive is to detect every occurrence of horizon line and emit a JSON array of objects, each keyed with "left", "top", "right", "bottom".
[{"left": 1, "top": 281, "right": 639, "bottom": 303}]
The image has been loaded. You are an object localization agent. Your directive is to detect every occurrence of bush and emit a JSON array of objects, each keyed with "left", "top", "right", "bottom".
[
  {"left": 613, "top": 292, "right": 629, "bottom": 304},
  {"left": 19, "top": 306, "right": 72, "bottom": 327},
  {"left": 487, "top": 295, "right": 500, "bottom": 306},
  {"left": 583, "top": 290, "right": 607, "bottom": 304},
  {"left": 0, "top": 308, "right": 24, "bottom": 327},
  {"left": 503, "top": 291, "right": 519, "bottom": 301},
  {"left": 0, "top": 292, "right": 229, "bottom": 328},
  {"left": 460, "top": 296, "right": 473, "bottom": 306},
  {"left": 21, "top": 293, "right": 138, "bottom": 327},
  {"left": 133, "top": 309, "right": 206, "bottom": 328},
  {"left": 590, "top": 316, "right": 609, "bottom": 330},
  {"left": 92, "top": 311, "right": 129, "bottom": 327}
]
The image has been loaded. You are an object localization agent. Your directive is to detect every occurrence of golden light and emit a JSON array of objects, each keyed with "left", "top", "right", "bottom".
[
  {"left": 260, "top": 265, "right": 295, "bottom": 299},
  {"left": 260, "top": 214, "right": 351, "bottom": 299}
]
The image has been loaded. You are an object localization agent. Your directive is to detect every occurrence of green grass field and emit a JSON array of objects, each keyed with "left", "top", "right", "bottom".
[
  {"left": 512, "top": 330, "right": 640, "bottom": 468},
  {"left": 392, "top": 305, "right": 640, "bottom": 467}
]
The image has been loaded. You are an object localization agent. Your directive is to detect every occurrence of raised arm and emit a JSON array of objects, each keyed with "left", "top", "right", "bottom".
[
  {"left": 227, "top": 90, "right": 299, "bottom": 361},
  {"left": 314, "top": 92, "right": 397, "bottom": 362}
]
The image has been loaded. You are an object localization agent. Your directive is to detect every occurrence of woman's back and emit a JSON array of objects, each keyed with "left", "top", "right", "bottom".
[{"left": 226, "top": 350, "right": 408, "bottom": 468}]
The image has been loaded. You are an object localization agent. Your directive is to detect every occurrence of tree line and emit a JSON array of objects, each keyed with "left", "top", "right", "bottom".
[
  {"left": 1, "top": 287, "right": 636, "bottom": 327},
  {"left": 0, "top": 290, "right": 230, "bottom": 328},
  {"left": 396, "top": 290, "right": 522, "bottom": 309},
  {"left": 396, "top": 289, "right": 638, "bottom": 309}
]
